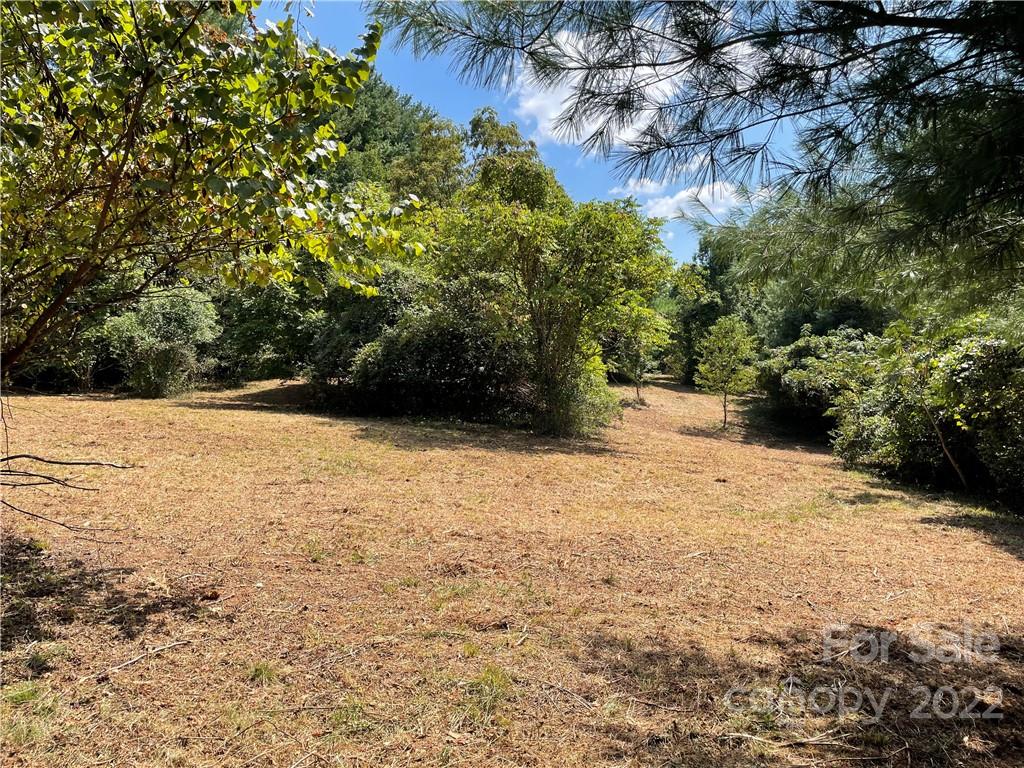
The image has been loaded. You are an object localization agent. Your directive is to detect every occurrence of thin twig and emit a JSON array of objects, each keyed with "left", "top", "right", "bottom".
[
  {"left": 719, "top": 727, "right": 847, "bottom": 748},
  {"left": 1, "top": 499, "right": 124, "bottom": 540},
  {"left": 2, "top": 454, "right": 132, "bottom": 469},
  {"left": 536, "top": 678, "right": 594, "bottom": 709},
  {"left": 2, "top": 468, "right": 98, "bottom": 491},
  {"left": 629, "top": 696, "right": 692, "bottom": 713},
  {"left": 91, "top": 640, "right": 191, "bottom": 679}
]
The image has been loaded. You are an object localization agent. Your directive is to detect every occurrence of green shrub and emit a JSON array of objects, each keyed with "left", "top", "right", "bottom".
[
  {"left": 345, "top": 301, "right": 532, "bottom": 422},
  {"left": 8, "top": 341, "right": 99, "bottom": 392},
  {"left": 938, "top": 336, "right": 1024, "bottom": 499},
  {"left": 211, "top": 282, "right": 318, "bottom": 383},
  {"left": 531, "top": 351, "right": 621, "bottom": 436},
  {"left": 831, "top": 356, "right": 953, "bottom": 485},
  {"left": 99, "top": 289, "right": 220, "bottom": 397},
  {"left": 831, "top": 324, "right": 1024, "bottom": 506},
  {"left": 758, "top": 327, "right": 879, "bottom": 430},
  {"left": 565, "top": 354, "right": 622, "bottom": 435},
  {"left": 306, "top": 264, "right": 427, "bottom": 388}
]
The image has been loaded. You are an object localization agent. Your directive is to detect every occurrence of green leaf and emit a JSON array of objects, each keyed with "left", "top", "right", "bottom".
[{"left": 205, "top": 176, "right": 229, "bottom": 195}]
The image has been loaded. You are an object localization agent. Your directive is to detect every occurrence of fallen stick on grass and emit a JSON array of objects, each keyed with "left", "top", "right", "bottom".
[
  {"left": 89, "top": 640, "right": 192, "bottom": 681},
  {"left": 629, "top": 696, "right": 692, "bottom": 713},
  {"left": 535, "top": 678, "right": 594, "bottom": 709},
  {"left": 719, "top": 728, "right": 847, "bottom": 748}
]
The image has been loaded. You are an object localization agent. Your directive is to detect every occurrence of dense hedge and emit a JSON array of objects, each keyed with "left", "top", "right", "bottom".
[
  {"left": 98, "top": 290, "right": 220, "bottom": 398},
  {"left": 762, "top": 322, "right": 1023, "bottom": 507},
  {"left": 832, "top": 331, "right": 1024, "bottom": 504},
  {"left": 345, "top": 302, "right": 532, "bottom": 421},
  {"left": 305, "top": 264, "right": 428, "bottom": 389},
  {"left": 757, "top": 327, "right": 879, "bottom": 430}
]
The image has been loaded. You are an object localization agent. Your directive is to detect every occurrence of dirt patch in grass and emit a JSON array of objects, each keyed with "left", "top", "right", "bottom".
[{"left": 2, "top": 381, "right": 1022, "bottom": 766}]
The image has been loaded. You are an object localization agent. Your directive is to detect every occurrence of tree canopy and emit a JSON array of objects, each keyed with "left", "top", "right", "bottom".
[
  {"left": 1, "top": 1, "right": 418, "bottom": 373},
  {"left": 414, "top": 110, "right": 671, "bottom": 433}
]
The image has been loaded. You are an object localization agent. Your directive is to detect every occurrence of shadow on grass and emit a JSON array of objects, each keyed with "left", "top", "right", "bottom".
[
  {"left": 1, "top": 537, "right": 212, "bottom": 660},
  {"left": 672, "top": 395, "right": 832, "bottom": 455},
  {"left": 350, "top": 420, "right": 622, "bottom": 457},
  {"left": 920, "top": 508, "right": 1024, "bottom": 562},
  {"left": 176, "top": 381, "right": 623, "bottom": 457},
  {"left": 823, "top": 479, "right": 942, "bottom": 510},
  {"left": 837, "top": 471, "right": 1023, "bottom": 523},
  {"left": 178, "top": 381, "right": 321, "bottom": 413},
  {"left": 578, "top": 625, "right": 1023, "bottom": 767}
]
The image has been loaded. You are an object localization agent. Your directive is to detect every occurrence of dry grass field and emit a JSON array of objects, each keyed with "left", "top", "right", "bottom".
[{"left": 2, "top": 381, "right": 1022, "bottom": 767}]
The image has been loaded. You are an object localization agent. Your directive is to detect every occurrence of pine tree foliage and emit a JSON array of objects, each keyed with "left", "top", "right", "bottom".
[{"left": 373, "top": 1, "right": 1024, "bottom": 286}]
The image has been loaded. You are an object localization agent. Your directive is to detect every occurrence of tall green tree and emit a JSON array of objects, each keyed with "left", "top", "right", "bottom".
[
  {"left": 324, "top": 73, "right": 465, "bottom": 203},
  {"left": 323, "top": 73, "right": 429, "bottom": 192},
  {"left": 386, "top": 116, "right": 466, "bottom": 203},
  {"left": 425, "top": 111, "right": 671, "bottom": 433},
  {"left": 0, "top": 1, "right": 417, "bottom": 374}
]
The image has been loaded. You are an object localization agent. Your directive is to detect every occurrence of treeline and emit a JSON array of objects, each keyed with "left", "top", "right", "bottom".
[
  {"left": 12, "top": 79, "right": 671, "bottom": 437},
  {"left": 658, "top": 202, "right": 1023, "bottom": 508},
  {"left": 363, "top": 0, "right": 1024, "bottom": 511}
]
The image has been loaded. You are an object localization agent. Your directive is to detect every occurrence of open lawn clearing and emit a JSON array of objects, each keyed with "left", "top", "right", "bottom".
[{"left": 2, "top": 381, "right": 1022, "bottom": 767}]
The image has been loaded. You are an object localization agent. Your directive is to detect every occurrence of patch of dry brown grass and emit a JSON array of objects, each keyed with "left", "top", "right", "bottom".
[{"left": 2, "top": 381, "right": 1022, "bottom": 766}]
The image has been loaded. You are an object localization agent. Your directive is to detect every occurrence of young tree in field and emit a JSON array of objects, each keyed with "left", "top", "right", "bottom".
[
  {"left": 0, "top": 1, "right": 418, "bottom": 375},
  {"left": 695, "top": 315, "right": 757, "bottom": 427}
]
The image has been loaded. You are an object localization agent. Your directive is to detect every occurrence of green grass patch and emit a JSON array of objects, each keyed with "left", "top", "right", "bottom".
[
  {"left": 247, "top": 661, "right": 279, "bottom": 685},
  {"left": 329, "top": 695, "right": 373, "bottom": 737},
  {"left": 456, "top": 664, "right": 512, "bottom": 729}
]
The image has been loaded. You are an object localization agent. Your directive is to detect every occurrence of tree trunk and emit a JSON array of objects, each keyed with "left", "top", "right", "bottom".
[
  {"left": 921, "top": 402, "right": 969, "bottom": 491},
  {"left": 2, "top": 260, "right": 95, "bottom": 373},
  {"left": 722, "top": 391, "right": 728, "bottom": 427},
  {"left": 912, "top": 363, "right": 969, "bottom": 491}
]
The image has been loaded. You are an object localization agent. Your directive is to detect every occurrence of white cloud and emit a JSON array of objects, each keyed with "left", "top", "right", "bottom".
[
  {"left": 608, "top": 153, "right": 710, "bottom": 198},
  {"left": 608, "top": 177, "right": 667, "bottom": 197},
  {"left": 511, "top": 31, "right": 595, "bottom": 145},
  {"left": 643, "top": 181, "right": 740, "bottom": 219},
  {"left": 513, "top": 70, "right": 661, "bottom": 148},
  {"left": 512, "top": 29, "right": 668, "bottom": 147},
  {"left": 663, "top": 229, "right": 675, "bottom": 241},
  {"left": 513, "top": 77, "right": 577, "bottom": 145}
]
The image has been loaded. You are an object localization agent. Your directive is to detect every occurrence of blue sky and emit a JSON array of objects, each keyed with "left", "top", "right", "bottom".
[{"left": 255, "top": 0, "right": 736, "bottom": 263}]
